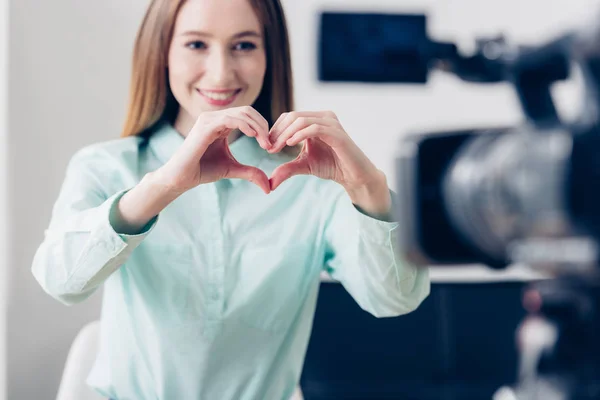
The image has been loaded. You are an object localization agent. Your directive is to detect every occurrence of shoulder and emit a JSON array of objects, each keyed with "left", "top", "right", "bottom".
[
  {"left": 69, "top": 136, "right": 146, "bottom": 169},
  {"left": 65, "top": 136, "right": 149, "bottom": 195}
]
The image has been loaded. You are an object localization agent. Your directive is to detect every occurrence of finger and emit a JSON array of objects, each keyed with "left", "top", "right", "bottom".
[
  {"left": 269, "top": 155, "right": 310, "bottom": 191},
  {"left": 225, "top": 113, "right": 263, "bottom": 145},
  {"left": 269, "top": 111, "right": 336, "bottom": 144},
  {"left": 285, "top": 124, "right": 332, "bottom": 147},
  {"left": 184, "top": 115, "right": 259, "bottom": 163},
  {"left": 227, "top": 162, "right": 271, "bottom": 194},
  {"left": 270, "top": 118, "right": 334, "bottom": 153},
  {"left": 184, "top": 117, "right": 247, "bottom": 159},
  {"left": 268, "top": 112, "right": 294, "bottom": 145},
  {"left": 232, "top": 107, "right": 271, "bottom": 149},
  {"left": 238, "top": 106, "right": 270, "bottom": 147},
  {"left": 219, "top": 115, "right": 259, "bottom": 140}
]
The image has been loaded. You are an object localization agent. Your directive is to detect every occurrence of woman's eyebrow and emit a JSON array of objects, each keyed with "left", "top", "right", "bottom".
[{"left": 179, "top": 30, "right": 262, "bottom": 39}]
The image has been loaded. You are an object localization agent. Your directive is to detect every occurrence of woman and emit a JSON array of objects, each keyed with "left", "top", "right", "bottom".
[{"left": 31, "top": 0, "right": 430, "bottom": 399}]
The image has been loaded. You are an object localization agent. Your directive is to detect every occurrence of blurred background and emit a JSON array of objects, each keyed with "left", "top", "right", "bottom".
[{"left": 1, "top": 0, "right": 599, "bottom": 399}]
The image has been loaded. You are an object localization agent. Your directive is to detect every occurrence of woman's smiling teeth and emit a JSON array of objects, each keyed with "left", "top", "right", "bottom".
[{"left": 198, "top": 89, "right": 240, "bottom": 100}]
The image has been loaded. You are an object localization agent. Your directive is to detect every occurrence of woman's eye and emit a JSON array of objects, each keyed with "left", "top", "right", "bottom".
[
  {"left": 233, "top": 42, "right": 257, "bottom": 51},
  {"left": 186, "top": 41, "right": 206, "bottom": 50}
]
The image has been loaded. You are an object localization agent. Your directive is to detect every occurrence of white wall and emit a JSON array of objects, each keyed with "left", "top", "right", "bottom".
[
  {"left": 284, "top": 0, "right": 600, "bottom": 183},
  {"left": 8, "top": 1, "right": 148, "bottom": 399},
  {"left": 0, "top": 0, "right": 7, "bottom": 399},
  {"left": 5, "top": 1, "right": 600, "bottom": 399}
]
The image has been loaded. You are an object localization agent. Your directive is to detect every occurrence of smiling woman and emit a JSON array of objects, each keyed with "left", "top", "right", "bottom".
[
  {"left": 121, "top": 0, "right": 294, "bottom": 141},
  {"left": 167, "top": 0, "right": 268, "bottom": 134},
  {"left": 30, "top": 0, "right": 430, "bottom": 399}
]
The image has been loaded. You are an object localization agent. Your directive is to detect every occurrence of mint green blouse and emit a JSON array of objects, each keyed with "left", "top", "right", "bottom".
[{"left": 32, "top": 122, "right": 430, "bottom": 400}]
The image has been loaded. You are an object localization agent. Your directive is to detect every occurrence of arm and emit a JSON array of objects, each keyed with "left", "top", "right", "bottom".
[
  {"left": 32, "top": 108, "right": 273, "bottom": 306},
  {"left": 266, "top": 110, "right": 430, "bottom": 316},
  {"left": 31, "top": 148, "right": 171, "bottom": 305},
  {"left": 323, "top": 181, "right": 430, "bottom": 318}
]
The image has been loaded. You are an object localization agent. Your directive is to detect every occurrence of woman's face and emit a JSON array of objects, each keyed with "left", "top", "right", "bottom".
[{"left": 168, "top": 0, "right": 267, "bottom": 128}]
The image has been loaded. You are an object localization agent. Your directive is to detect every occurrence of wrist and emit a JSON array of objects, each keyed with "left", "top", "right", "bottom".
[
  {"left": 344, "top": 170, "right": 392, "bottom": 219},
  {"left": 143, "top": 168, "right": 186, "bottom": 202},
  {"left": 113, "top": 172, "right": 180, "bottom": 234},
  {"left": 132, "top": 170, "right": 183, "bottom": 215}
]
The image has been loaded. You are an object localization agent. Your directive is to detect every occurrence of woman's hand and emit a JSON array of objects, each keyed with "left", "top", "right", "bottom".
[
  {"left": 156, "top": 106, "right": 273, "bottom": 196},
  {"left": 268, "top": 111, "right": 392, "bottom": 217},
  {"left": 115, "top": 106, "right": 273, "bottom": 235}
]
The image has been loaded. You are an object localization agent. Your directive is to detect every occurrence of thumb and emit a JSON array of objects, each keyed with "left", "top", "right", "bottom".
[
  {"left": 269, "top": 156, "right": 310, "bottom": 191},
  {"left": 227, "top": 162, "right": 271, "bottom": 194}
]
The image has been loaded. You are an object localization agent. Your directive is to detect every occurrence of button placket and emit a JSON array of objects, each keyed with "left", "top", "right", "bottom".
[
  {"left": 206, "top": 184, "right": 225, "bottom": 322},
  {"left": 214, "top": 187, "right": 226, "bottom": 316}
]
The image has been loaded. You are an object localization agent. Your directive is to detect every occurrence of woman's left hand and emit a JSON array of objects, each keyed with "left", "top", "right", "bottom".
[{"left": 268, "top": 111, "right": 392, "bottom": 218}]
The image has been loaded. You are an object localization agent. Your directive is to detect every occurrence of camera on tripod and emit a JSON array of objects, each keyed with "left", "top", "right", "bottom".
[{"left": 319, "top": 10, "right": 600, "bottom": 400}]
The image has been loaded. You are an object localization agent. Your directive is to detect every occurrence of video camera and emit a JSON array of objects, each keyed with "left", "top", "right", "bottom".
[
  {"left": 318, "top": 11, "right": 600, "bottom": 400},
  {"left": 319, "top": 11, "right": 600, "bottom": 272}
]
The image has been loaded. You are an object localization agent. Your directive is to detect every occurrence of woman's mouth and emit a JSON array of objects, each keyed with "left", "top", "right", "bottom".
[{"left": 197, "top": 89, "right": 242, "bottom": 106}]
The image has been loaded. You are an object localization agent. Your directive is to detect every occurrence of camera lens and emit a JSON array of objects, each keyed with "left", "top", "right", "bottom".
[{"left": 442, "top": 128, "right": 573, "bottom": 265}]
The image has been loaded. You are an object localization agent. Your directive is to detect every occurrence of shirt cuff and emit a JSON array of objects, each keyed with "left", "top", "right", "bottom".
[
  {"left": 354, "top": 203, "right": 400, "bottom": 246},
  {"left": 69, "top": 190, "right": 158, "bottom": 292}
]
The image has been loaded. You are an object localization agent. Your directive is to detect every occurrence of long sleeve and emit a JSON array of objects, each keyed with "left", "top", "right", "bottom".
[
  {"left": 323, "top": 189, "right": 430, "bottom": 317},
  {"left": 31, "top": 147, "right": 157, "bottom": 306}
]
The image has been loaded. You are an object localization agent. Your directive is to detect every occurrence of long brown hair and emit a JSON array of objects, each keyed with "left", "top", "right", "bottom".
[{"left": 121, "top": 0, "right": 294, "bottom": 138}]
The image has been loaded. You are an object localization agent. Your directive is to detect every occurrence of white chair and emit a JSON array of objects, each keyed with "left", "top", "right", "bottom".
[
  {"left": 56, "top": 320, "right": 104, "bottom": 400},
  {"left": 57, "top": 321, "right": 304, "bottom": 400}
]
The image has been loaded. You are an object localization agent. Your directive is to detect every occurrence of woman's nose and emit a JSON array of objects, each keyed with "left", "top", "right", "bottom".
[{"left": 205, "top": 49, "right": 235, "bottom": 86}]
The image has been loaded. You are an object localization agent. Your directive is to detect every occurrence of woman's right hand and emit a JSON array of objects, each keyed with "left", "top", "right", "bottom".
[
  {"left": 112, "top": 107, "right": 272, "bottom": 235},
  {"left": 156, "top": 106, "right": 273, "bottom": 196}
]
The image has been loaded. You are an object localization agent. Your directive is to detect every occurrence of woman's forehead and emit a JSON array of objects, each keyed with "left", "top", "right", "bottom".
[{"left": 174, "top": 0, "right": 262, "bottom": 36}]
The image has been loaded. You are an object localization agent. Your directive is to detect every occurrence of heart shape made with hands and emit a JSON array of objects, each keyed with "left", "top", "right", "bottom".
[
  {"left": 204, "top": 110, "right": 350, "bottom": 195},
  {"left": 218, "top": 134, "right": 304, "bottom": 194},
  {"left": 224, "top": 111, "right": 347, "bottom": 194},
  {"left": 170, "top": 108, "right": 354, "bottom": 198},
  {"left": 227, "top": 132, "right": 339, "bottom": 194}
]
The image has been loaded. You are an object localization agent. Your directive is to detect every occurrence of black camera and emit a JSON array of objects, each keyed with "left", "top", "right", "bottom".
[
  {"left": 319, "top": 11, "right": 600, "bottom": 273},
  {"left": 319, "top": 11, "right": 600, "bottom": 400}
]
